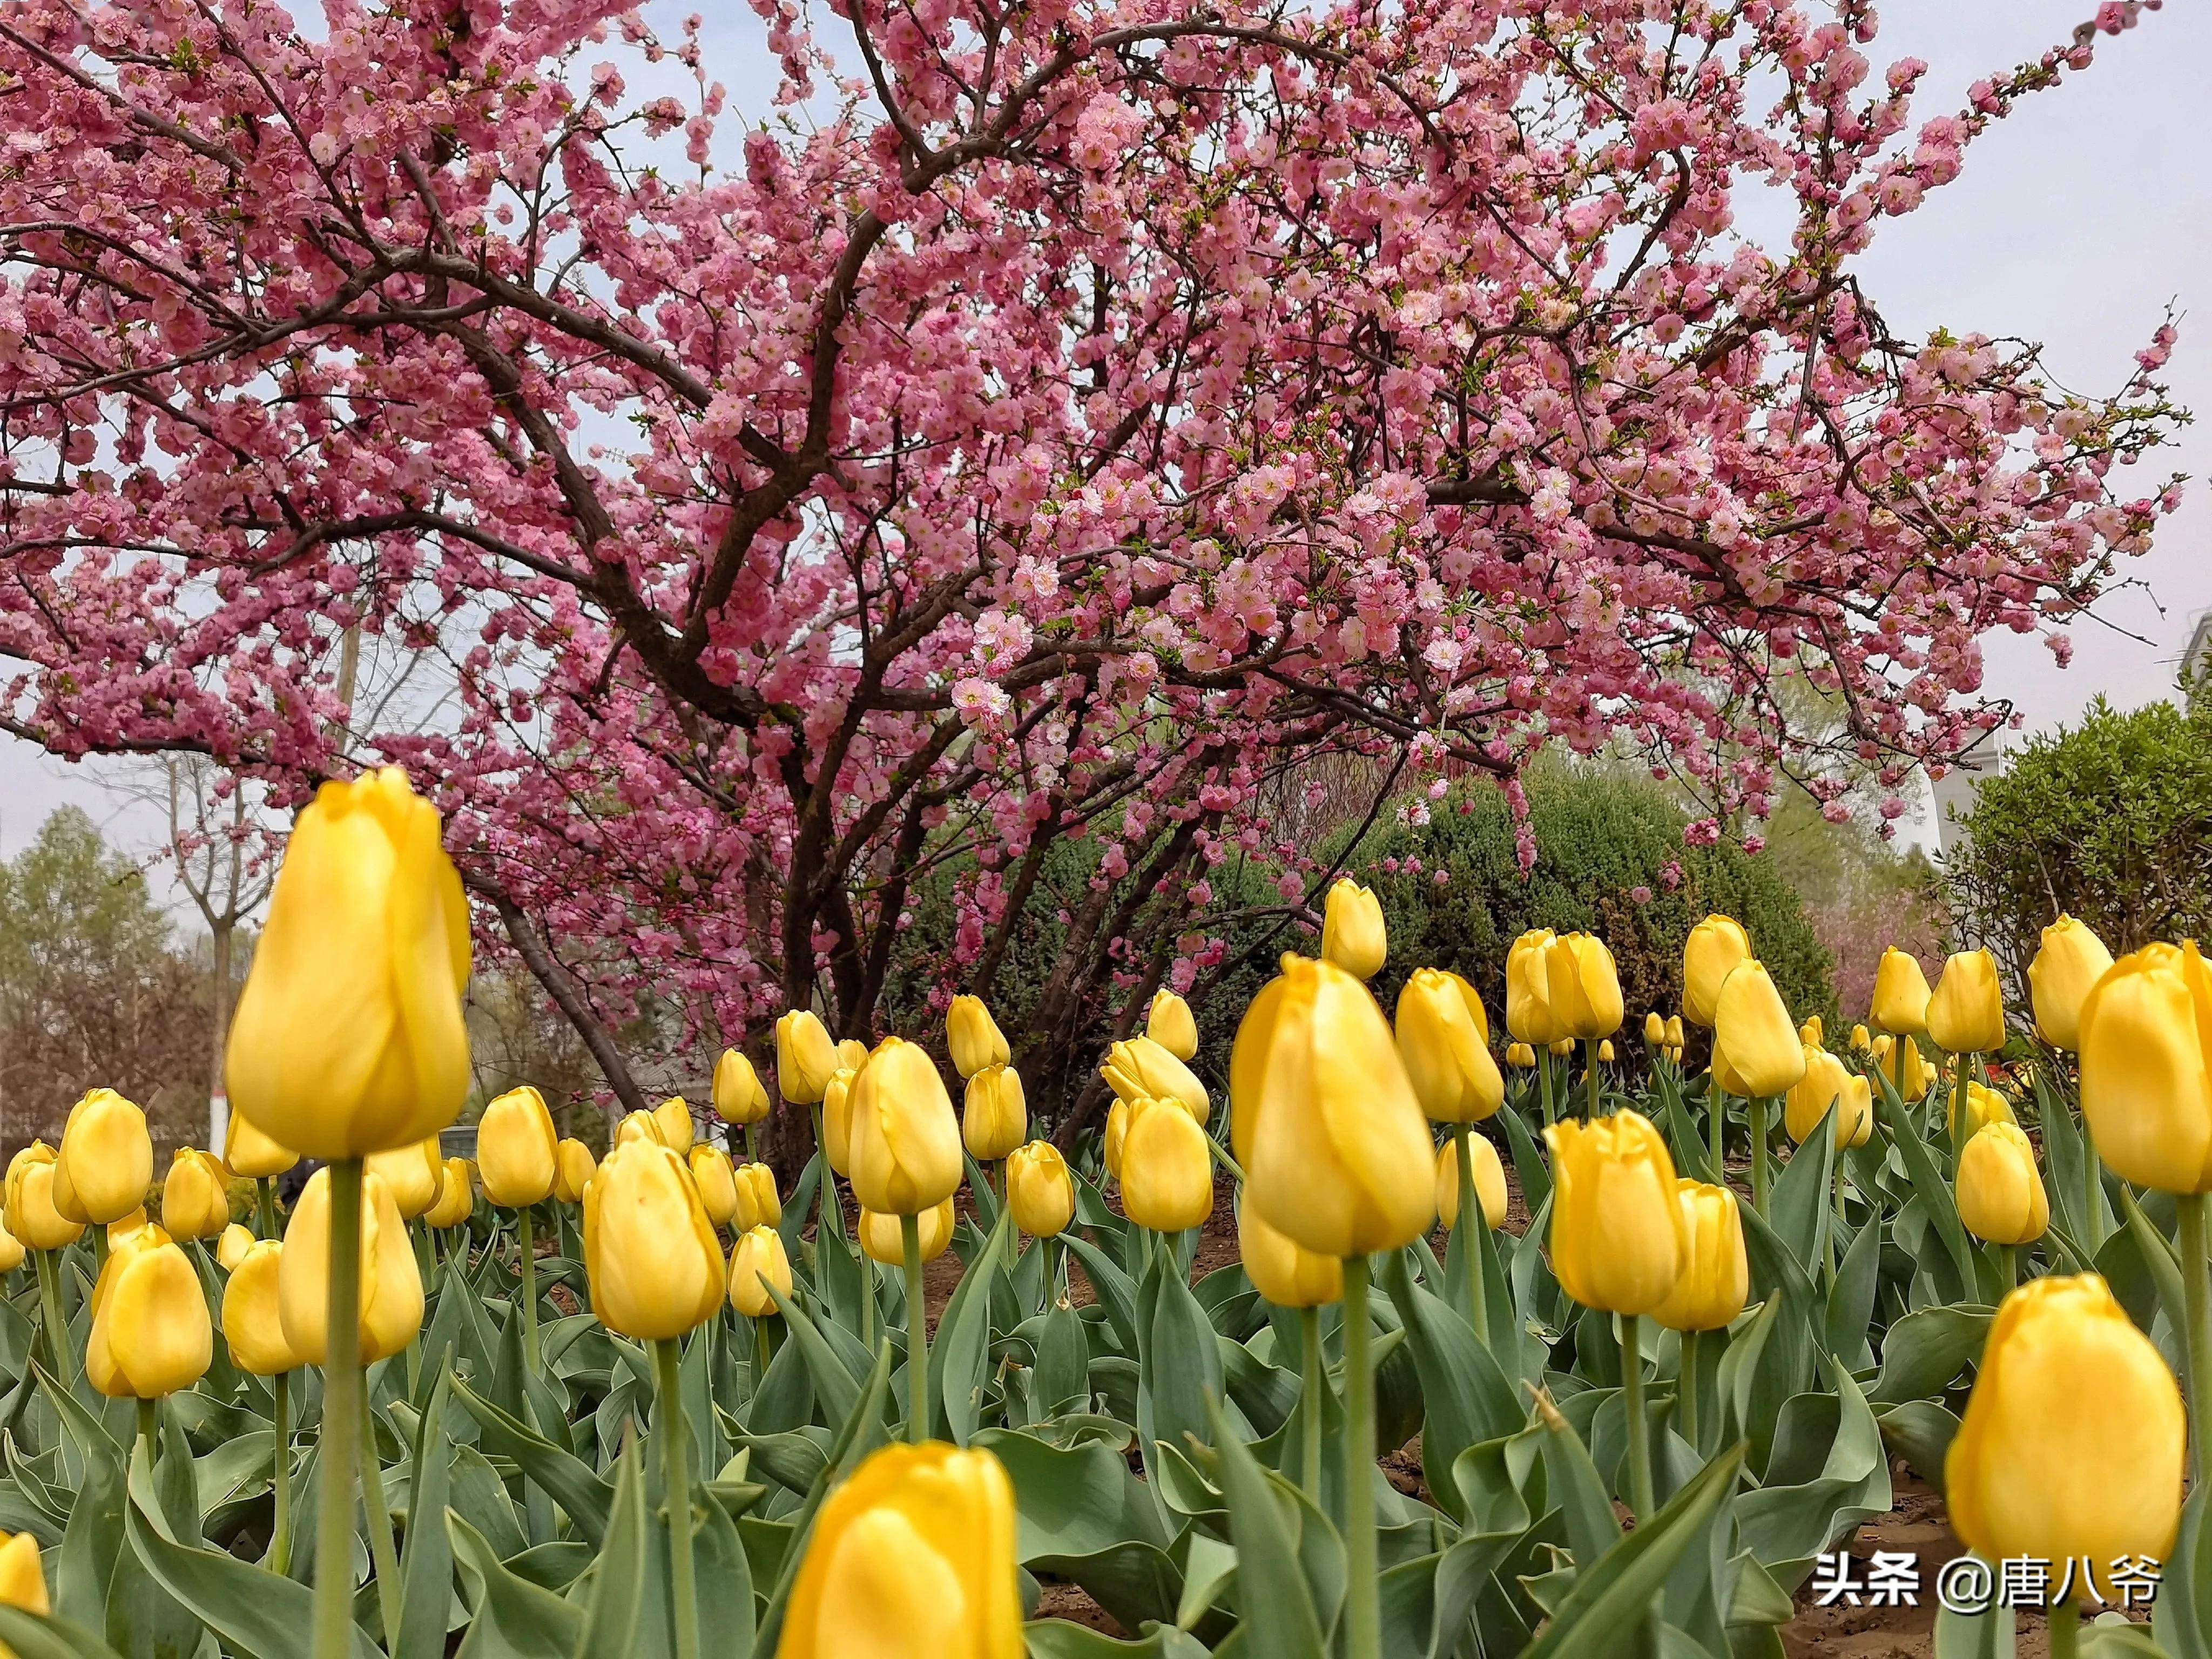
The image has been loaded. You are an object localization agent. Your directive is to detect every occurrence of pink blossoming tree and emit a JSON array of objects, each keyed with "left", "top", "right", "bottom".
[{"left": 0, "top": 0, "right": 2184, "bottom": 1132}]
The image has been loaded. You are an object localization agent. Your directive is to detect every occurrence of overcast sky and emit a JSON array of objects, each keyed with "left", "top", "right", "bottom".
[{"left": 3, "top": 0, "right": 2206, "bottom": 891}]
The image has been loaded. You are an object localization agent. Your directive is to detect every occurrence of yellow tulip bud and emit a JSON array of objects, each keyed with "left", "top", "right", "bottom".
[
  {"left": 1650, "top": 1181, "right": 1749, "bottom": 1334},
  {"left": 0, "top": 1219, "right": 23, "bottom": 1274},
  {"left": 1956, "top": 1122, "right": 2049, "bottom": 1246},
  {"left": 1103, "top": 1100, "right": 1129, "bottom": 1181},
  {"left": 1597, "top": 1039, "right": 1616, "bottom": 1063},
  {"left": 1320, "top": 878, "right": 1388, "bottom": 981},
  {"left": 1005, "top": 1142, "right": 1075, "bottom": 1238},
  {"left": 1147, "top": 990, "right": 1199, "bottom": 1062},
  {"left": 962, "top": 1065, "right": 1028, "bottom": 1162},
  {"left": 837, "top": 1037, "right": 871, "bottom": 1073},
  {"left": 366, "top": 1135, "right": 443, "bottom": 1220},
  {"left": 1545, "top": 933, "right": 1624, "bottom": 1042},
  {"left": 1118, "top": 1097, "right": 1215, "bottom": 1233},
  {"left": 425, "top": 1157, "right": 475, "bottom": 1230},
  {"left": 775, "top": 1441, "right": 1021, "bottom": 1659},
  {"left": 161, "top": 1149, "right": 232, "bottom": 1242},
  {"left": 279, "top": 1168, "right": 424, "bottom": 1364},
  {"left": 613, "top": 1109, "right": 665, "bottom": 1150},
  {"left": 1433, "top": 1135, "right": 1507, "bottom": 1231},
  {"left": 728, "top": 1224, "right": 794, "bottom": 1318},
  {"left": 583, "top": 1140, "right": 725, "bottom": 1341},
  {"left": 1946, "top": 1275, "right": 2183, "bottom": 1601},
  {"left": 1100, "top": 1036, "right": 1210, "bottom": 1123},
  {"left": 1835, "top": 1074, "right": 1873, "bottom": 1148},
  {"left": 2028, "top": 915, "right": 2115, "bottom": 1053},
  {"left": 1784, "top": 1046, "right": 1844, "bottom": 1144},
  {"left": 225, "top": 768, "right": 471, "bottom": 1160},
  {"left": 1505, "top": 929, "right": 1562, "bottom": 1046},
  {"left": 1681, "top": 914, "right": 1751, "bottom": 1028},
  {"left": 1665, "top": 1015, "right": 1685, "bottom": 1050},
  {"left": 1507, "top": 1042, "right": 1535, "bottom": 1069},
  {"left": 946, "top": 995, "right": 1011, "bottom": 1081},
  {"left": 217, "top": 1222, "right": 255, "bottom": 1272},
  {"left": 688, "top": 1145, "right": 740, "bottom": 1229},
  {"left": 653, "top": 1096, "right": 696, "bottom": 1154},
  {"left": 712, "top": 1049, "right": 771, "bottom": 1125},
  {"left": 224, "top": 1110, "right": 299, "bottom": 1181},
  {"left": 1927, "top": 949, "right": 2006, "bottom": 1054},
  {"left": 1644, "top": 1010, "right": 1666, "bottom": 1046},
  {"left": 1870, "top": 947, "right": 1932, "bottom": 1036},
  {"left": 222, "top": 1239, "right": 304, "bottom": 1375},
  {"left": 1850, "top": 1023, "right": 1872, "bottom": 1052},
  {"left": 107, "top": 1210, "right": 150, "bottom": 1250},
  {"left": 858, "top": 1197, "right": 956, "bottom": 1266},
  {"left": 821, "top": 1067, "right": 859, "bottom": 1177},
  {"left": 1898, "top": 1038, "right": 1939, "bottom": 1100},
  {"left": 775, "top": 1010, "right": 839, "bottom": 1105},
  {"left": 1394, "top": 969, "right": 1505, "bottom": 1124},
  {"left": 58, "top": 1088, "right": 154, "bottom": 1226},
  {"left": 1948, "top": 1079, "right": 2017, "bottom": 1140},
  {"left": 0, "top": 1530, "right": 51, "bottom": 1623},
  {"left": 737, "top": 1162, "right": 781, "bottom": 1229},
  {"left": 1231, "top": 954, "right": 1435, "bottom": 1257},
  {"left": 87, "top": 1226, "right": 212, "bottom": 1399},
  {"left": 1544, "top": 1110, "right": 1686, "bottom": 1315},
  {"left": 554, "top": 1138, "right": 598, "bottom": 1203},
  {"left": 1549, "top": 1037, "right": 1575, "bottom": 1059},
  {"left": 1238, "top": 1199, "right": 1343, "bottom": 1307},
  {"left": 846, "top": 1037, "right": 963, "bottom": 1217},
  {"left": 2078, "top": 942, "right": 2212, "bottom": 1191},
  {"left": 1711, "top": 960, "right": 1808, "bottom": 1098},
  {"left": 5, "top": 1144, "right": 83, "bottom": 1252},
  {"left": 478, "top": 1085, "right": 559, "bottom": 1207}
]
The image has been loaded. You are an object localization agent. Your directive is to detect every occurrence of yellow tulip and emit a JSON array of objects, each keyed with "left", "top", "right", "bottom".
[
  {"left": 775, "top": 1010, "right": 839, "bottom": 1105},
  {"left": 1711, "top": 960, "right": 1807, "bottom": 1098},
  {"left": 1549, "top": 1036, "right": 1575, "bottom": 1061},
  {"left": 1506, "top": 1042, "right": 1535, "bottom": 1069},
  {"left": 554, "top": 1138, "right": 598, "bottom": 1203},
  {"left": 87, "top": 1226, "right": 212, "bottom": 1399},
  {"left": 728, "top": 1225, "right": 794, "bottom": 1318},
  {"left": 225, "top": 767, "right": 471, "bottom": 1160},
  {"left": 0, "top": 1530, "right": 50, "bottom": 1623},
  {"left": 1946, "top": 1275, "right": 2183, "bottom": 1601},
  {"left": 279, "top": 1168, "right": 424, "bottom": 1364},
  {"left": 1545, "top": 1110, "right": 1685, "bottom": 1315},
  {"left": 2078, "top": 942, "right": 2212, "bottom": 1191},
  {"left": 962, "top": 1065, "right": 1027, "bottom": 1162},
  {"left": 653, "top": 1096, "right": 696, "bottom": 1154},
  {"left": 221, "top": 1239, "right": 303, "bottom": 1375},
  {"left": 58, "top": 1088, "right": 154, "bottom": 1226},
  {"left": 1100, "top": 1036, "right": 1210, "bottom": 1123},
  {"left": 223, "top": 1110, "right": 299, "bottom": 1181},
  {"left": 1849, "top": 1023, "right": 1872, "bottom": 1052},
  {"left": 1898, "top": 1038, "right": 1939, "bottom": 1100},
  {"left": 161, "top": 1149, "right": 232, "bottom": 1241},
  {"left": 1394, "top": 968, "right": 1505, "bottom": 1123},
  {"left": 1147, "top": 990, "right": 1199, "bottom": 1062},
  {"left": 1230, "top": 954, "right": 1434, "bottom": 1257},
  {"left": 1649, "top": 1182, "right": 1748, "bottom": 1334},
  {"left": 1118, "top": 1097, "right": 1215, "bottom": 1232},
  {"left": 689, "top": 1145, "right": 740, "bottom": 1229},
  {"left": 1947, "top": 1080, "right": 2017, "bottom": 1140},
  {"left": 2028, "top": 915, "right": 2115, "bottom": 1053},
  {"left": 1956, "top": 1122, "right": 2049, "bottom": 1246},
  {"left": 366, "top": 1135, "right": 443, "bottom": 1220},
  {"left": 946, "top": 995, "right": 1011, "bottom": 1080},
  {"left": 838, "top": 1038, "right": 870, "bottom": 1072},
  {"left": 1006, "top": 1142, "right": 1075, "bottom": 1238},
  {"left": 1928, "top": 949, "right": 2006, "bottom": 1054},
  {"left": 1103, "top": 1100, "right": 1129, "bottom": 1181},
  {"left": 1664, "top": 1015, "right": 1685, "bottom": 1050},
  {"left": 1871, "top": 947, "right": 1933, "bottom": 1036},
  {"left": 425, "top": 1157, "right": 475, "bottom": 1230},
  {"left": 583, "top": 1140, "right": 725, "bottom": 1341},
  {"left": 612, "top": 1108, "right": 665, "bottom": 1149},
  {"left": 0, "top": 1219, "right": 22, "bottom": 1274},
  {"left": 1643, "top": 1010, "right": 1666, "bottom": 1046},
  {"left": 1681, "top": 914, "right": 1751, "bottom": 1028},
  {"left": 858, "top": 1197, "right": 956, "bottom": 1266},
  {"left": 1320, "top": 878, "right": 1388, "bottom": 981},
  {"left": 216, "top": 1222, "right": 254, "bottom": 1273},
  {"left": 821, "top": 1066, "right": 859, "bottom": 1177},
  {"left": 1433, "top": 1135, "right": 1507, "bottom": 1231},
  {"left": 1238, "top": 1201, "right": 1343, "bottom": 1307},
  {"left": 478, "top": 1085, "right": 559, "bottom": 1207},
  {"left": 1784, "top": 1046, "right": 1844, "bottom": 1144},
  {"left": 1545, "top": 932, "right": 1624, "bottom": 1041},
  {"left": 1598, "top": 1040, "right": 1616, "bottom": 1062},
  {"left": 846, "top": 1038, "right": 963, "bottom": 1217},
  {"left": 1834, "top": 1074, "right": 1874, "bottom": 1149},
  {"left": 774, "top": 1441, "right": 1021, "bottom": 1659},
  {"left": 1505, "top": 929, "right": 1562, "bottom": 1046},
  {"left": 107, "top": 1209, "right": 150, "bottom": 1250},
  {"left": 5, "top": 1144, "right": 82, "bottom": 1252},
  {"left": 737, "top": 1162, "right": 781, "bottom": 1229},
  {"left": 712, "top": 1049, "right": 771, "bottom": 1125}
]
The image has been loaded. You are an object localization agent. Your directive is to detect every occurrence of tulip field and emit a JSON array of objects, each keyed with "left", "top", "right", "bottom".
[{"left": 0, "top": 772, "right": 2210, "bottom": 1659}]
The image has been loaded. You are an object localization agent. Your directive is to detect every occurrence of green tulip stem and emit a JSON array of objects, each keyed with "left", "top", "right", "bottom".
[
  {"left": 1450, "top": 1124, "right": 1487, "bottom": 1340},
  {"left": 1749, "top": 1098, "right": 1771, "bottom": 1218},
  {"left": 1203, "top": 1132, "right": 1247, "bottom": 1185},
  {"left": 902, "top": 1212, "right": 929, "bottom": 1441},
  {"left": 2179, "top": 1193, "right": 2212, "bottom": 1489},
  {"left": 1584, "top": 1038, "right": 1602, "bottom": 1118},
  {"left": 2082, "top": 1121, "right": 2106, "bottom": 1251},
  {"left": 2049, "top": 1596, "right": 2080, "bottom": 1659},
  {"left": 1298, "top": 1306, "right": 1325, "bottom": 1502},
  {"left": 257, "top": 1176, "right": 279, "bottom": 1240},
  {"left": 652, "top": 1337, "right": 702, "bottom": 1659},
  {"left": 859, "top": 1252, "right": 876, "bottom": 1353},
  {"left": 516, "top": 1207, "right": 541, "bottom": 1372},
  {"left": 312, "top": 1157, "right": 363, "bottom": 1659},
  {"left": 1997, "top": 1243, "right": 2017, "bottom": 1293},
  {"left": 33, "top": 1249, "right": 69, "bottom": 1381},
  {"left": 753, "top": 1314, "right": 773, "bottom": 1380},
  {"left": 743, "top": 1123, "right": 759, "bottom": 1163},
  {"left": 136, "top": 1398, "right": 157, "bottom": 1460},
  {"left": 1536, "top": 1050, "right": 1556, "bottom": 1127},
  {"left": 1950, "top": 1051, "right": 1970, "bottom": 1164},
  {"left": 270, "top": 1370, "right": 293, "bottom": 1576},
  {"left": 1341, "top": 1253, "right": 1380, "bottom": 1659},
  {"left": 1620, "top": 1314, "right": 1655, "bottom": 1521},
  {"left": 1678, "top": 1328, "right": 1700, "bottom": 1454},
  {"left": 360, "top": 1393, "right": 403, "bottom": 1651},
  {"left": 1710, "top": 1089, "right": 1727, "bottom": 1182},
  {"left": 91, "top": 1224, "right": 109, "bottom": 1276}
]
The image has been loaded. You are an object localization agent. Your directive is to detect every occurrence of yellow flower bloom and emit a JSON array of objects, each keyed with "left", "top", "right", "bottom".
[
  {"left": 736, "top": 1162, "right": 781, "bottom": 1229},
  {"left": 2027, "top": 915, "right": 2116, "bottom": 1054},
  {"left": 653, "top": 1096, "right": 696, "bottom": 1154},
  {"left": 822, "top": 1066, "right": 859, "bottom": 1177},
  {"left": 1649, "top": 1181, "right": 1748, "bottom": 1334},
  {"left": 1545, "top": 932, "right": 1624, "bottom": 1041},
  {"left": 87, "top": 1225, "right": 213, "bottom": 1399},
  {"left": 1433, "top": 1135, "right": 1508, "bottom": 1231},
  {"left": 582, "top": 1140, "right": 725, "bottom": 1341},
  {"left": 58, "top": 1088, "right": 154, "bottom": 1226},
  {"left": 278, "top": 1168, "right": 425, "bottom": 1364},
  {"left": 1505, "top": 929, "right": 1562, "bottom": 1047},
  {"left": 1956, "top": 1122, "right": 2049, "bottom": 1246},
  {"left": 712, "top": 1049, "right": 771, "bottom": 1125},
  {"left": 425, "top": 1157, "right": 475, "bottom": 1230},
  {"left": 1643, "top": 1010, "right": 1666, "bottom": 1046},
  {"left": 224, "top": 1110, "right": 299, "bottom": 1181},
  {"left": 478, "top": 1085, "right": 559, "bottom": 1207},
  {"left": 1103, "top": 1100, "right": 1129, "bottom": 1181},
  {"left": 775, "top": 1010, "right": 839, "bottom": 1105},
  {"left": 728, "top": 1225, "right": 794, "bottom": 1318},
  {"left": 1681, "top": 914, "right": 1751, "bottom": 1029},
  {"left": 962, "top": 1065, "right": 1028, "bottom": 1162},
  {"left": 1545, "top": 1110, "right": 1685, "bottom": 1316},
  {"left": 1506, "top": 1042, "right": 1536, "bottom": 1069},
  {"left": 1320, "top": 878, "right": 1388, "bottom": 981},
  {"left": 1948, "top": 1078, "right": 2018, "bottom": 1140},
  {"left": 846, "top": 1038, "right": 963, "bottom": 1217},
  {"left": 688, "top": 1144, "right": 740, "bottom": 1229},
  {"left": 215, "top": 1222, "right": 254, "bottom": 1273},
  {"left": 1146, "top": 990, "right": 1199, "bottom": 1062},
  {"left": 1394, "top": 968, "right": 1505, "bottom": 1124},
  {"left": 946, "top": 995, "right": 1011, "bottom": 1081},
  {"left": 4, "top": 1144, "right": 82, "bottom": 1252},
  {"left": 1100, "top": 1036, "right": 1210, "bottom": 1124},
  {"left": 0, "top": 1529, "right": 49, "bottom": 1624},
  {"left": 1238, "top": 1200, "right": 1343, "bottom": 1308},
  {"left": 1870, "top": 947, "right": 1932, "bottom": 1036},
  {"left": 1711, "top": 960, "right": 1808, "bottom": 1098},
  {"left": 365, "top": 1135, "right": 444, "bottom": 1220},
  {"left": 858, "top": 1198, "right": 957, "bottom": 1266},
  {"left": 1005, "top": 1142, "right": 1075, "bottom": 1239},
  {"left": 612, "top": 1109, "right": 664, "bottom": 1150},
  {"left": 1927, "top": 949, "right": 2006, "bottom": 1054},
  {"left": 161, "top": 1148, "right": 232, "bottom": 1241},
  {"left": 554, "top": 1138, "right": 598, "bottom": 1203},
  {"left": 221, "top": 1239, "right": 304, "bottom": 1376},
  {"left": 1119, "top": 1098, "right": 1215, "bottom": 1233}
]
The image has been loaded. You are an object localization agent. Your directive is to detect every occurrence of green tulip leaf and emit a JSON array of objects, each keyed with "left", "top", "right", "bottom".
[
  {"left": 571, "top": 1438, "right": 646, "bottom": 1659},
  {"left": 396, "top": 1369, "right": 457, "bottom": 1659},
  {"left": 1206, "top": 1394, "right": 1327, "bottom": 1659},
  {"left": 0, "top": 1608, "right": 130, "bottom": 1659},
  {"left": 449, "top": 1377, "right": 615, "bottom": 1547},
  {"left": 448, "top": 1508, "right": 583, "bottom": 1659}
]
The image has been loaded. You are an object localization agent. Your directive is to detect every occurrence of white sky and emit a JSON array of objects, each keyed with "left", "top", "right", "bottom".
[{"left": 3, "top": 0, "right": 2206, "bottom": 892}]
